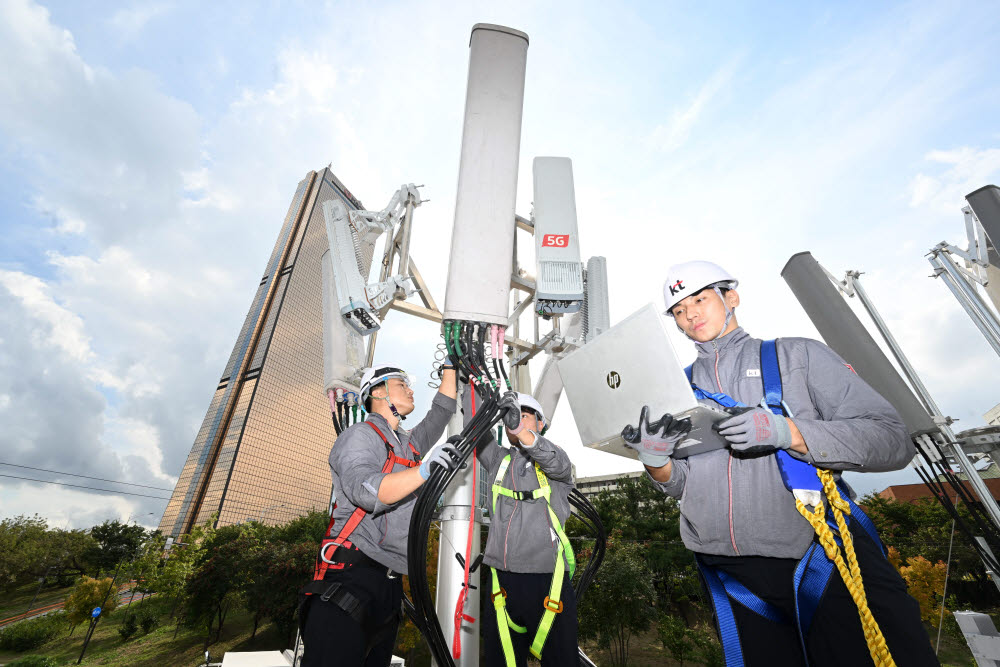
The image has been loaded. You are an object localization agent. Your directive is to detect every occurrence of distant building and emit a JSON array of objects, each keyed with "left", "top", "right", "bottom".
[
  {"left": 986, "top": 403, "right": 1000, "bottom": 427},
  {"left": 159, "top": 168, "right": 366, "bottom": 537},
  {"left": 878, "top": 477, "right": 1000, "bottom": 504},
  {"left": 575, "top": 471, "right": 644, "bottom": 501}
]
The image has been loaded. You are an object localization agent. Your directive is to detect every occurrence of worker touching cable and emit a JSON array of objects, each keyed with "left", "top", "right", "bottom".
[
  {"left": 300, "top": 361, "right": 460, "bottom": 667},
  {"left": 468, "top": 389, "right": 578, "bottom": 667},
  {"left": 621, "top": 260, "right": 938, "bottom": 667}
]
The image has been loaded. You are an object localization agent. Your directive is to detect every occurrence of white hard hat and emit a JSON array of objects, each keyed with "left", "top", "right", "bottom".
[
  {"left": 662, "top": 261, "right": 738, "bottom": 314},
  {"left": 360, "top": 364, "right": 412, "bottom": 402},
  {"left": 516, "top": 392, "right": 547, "bottom": 429}
]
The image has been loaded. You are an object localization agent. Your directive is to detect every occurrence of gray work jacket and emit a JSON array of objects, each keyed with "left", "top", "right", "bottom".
[
  {"left": 467, "top": 393, "right": 575, "bottom": 573},
  {"left": 651, "top": 327, "right": 912, "bottom": 559},
  {"left": 328, "top": 392, "right": 457, "bottom": 573},
  {"left": 478, "top": 435, "right": 574, "bottom": 573}
]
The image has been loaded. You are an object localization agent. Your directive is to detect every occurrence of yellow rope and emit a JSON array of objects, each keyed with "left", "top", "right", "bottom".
[{"left": 794, "top": 469, "right": 896, "bottom": 667}]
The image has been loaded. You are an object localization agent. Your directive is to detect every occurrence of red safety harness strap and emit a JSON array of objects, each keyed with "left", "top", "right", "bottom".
[{"left": 312, "top": 422, "right": 421, "bottom": 582}]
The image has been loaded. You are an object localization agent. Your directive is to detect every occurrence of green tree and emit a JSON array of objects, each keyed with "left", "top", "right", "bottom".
[
  {"left": 123, "top": 532, "right": 166, "bottom": 614},
  {"left": 578, "top": 535, "right": 657, "bottom": 667},
  {"left": 150, "top": 519, "right": 212, "bottom": 635},
  {"left": 589, "top": 476, "right": 701, "bottom": 617},
  {"left": 252, "top": 540, "right": 316, "bottom": 644},
  {"left": 659, "top": 613, "right": 697, "bottom": 665},
  {"left": 0, "top": 515, "right": 48, "bottom": 591},
  {"left": 88, "top": 519, "right": 147, "bottom": 576},
  {"left": 860, "top": 494, "right": 992, "bottom": 606},
  {"left": 64, "top": 576, "right": 120, "bottom": 630},
  {"left": 272, "top": 510, "right": 329, "bottom": 545},
  {"left": 183, "top": 523, "right": 247, "bottom": 645}
]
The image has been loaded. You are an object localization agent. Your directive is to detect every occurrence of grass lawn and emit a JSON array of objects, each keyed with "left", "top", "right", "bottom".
[
  {"left": 0, "top": 583, "right": 74, "bottom": 623},
  {"left": 0, "top": 598, "right": 291, "bottom": 666}
]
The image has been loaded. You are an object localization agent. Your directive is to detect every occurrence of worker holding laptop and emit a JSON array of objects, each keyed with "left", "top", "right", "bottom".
[{"left": 622, "top": 260, "right": 937, "bottom": 666}]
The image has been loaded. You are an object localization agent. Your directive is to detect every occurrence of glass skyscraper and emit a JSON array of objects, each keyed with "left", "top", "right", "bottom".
[{"left": 159, "top": 168, "right": 365, "bottom": 537}]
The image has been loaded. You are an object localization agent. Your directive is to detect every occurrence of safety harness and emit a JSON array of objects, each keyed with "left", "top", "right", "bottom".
[
  {"left": 489, "top": 453, "right": 576, "bottom": 665},
  {"left": 299, "top": 421, "right": 420, "bottom": 651},
  {"left": 686, "top": 340, "right": 895, "bottom": 667}
]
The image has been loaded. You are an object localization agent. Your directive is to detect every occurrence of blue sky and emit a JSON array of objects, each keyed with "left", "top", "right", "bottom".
[{"left": 1, "top": 0, "right": 999, "bottom": 528}]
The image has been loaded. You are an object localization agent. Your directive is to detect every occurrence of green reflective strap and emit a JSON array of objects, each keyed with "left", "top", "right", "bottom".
[
  {"left": 491, "top": 455, "right": 512, "bottom": 514},
  {"left": 491, "top": 567, "right": 526, "bottom": 667},
  {"left": 533, "top": 465, "right": 575, "bottom": 578},
  {"left": 530, "top": 541, "right": 567, "bottom": 660},
  {"left": 546, "top": 503, "right": 576, "bottom": 578},
  {"left": 490, "top": 455, "right": 576, "bottom": 662}
]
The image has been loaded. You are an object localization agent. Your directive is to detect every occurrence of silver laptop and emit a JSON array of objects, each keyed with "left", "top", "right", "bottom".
[{"left": 557, "top": 302, "right": 730, "bottom": 460}]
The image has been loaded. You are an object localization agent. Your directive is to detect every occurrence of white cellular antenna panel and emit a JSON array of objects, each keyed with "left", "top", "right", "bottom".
[
  {"left": 323, "top": 199, "right": 382, "bottom": 334},
  {"left": 321, "top": 251, "right": 365, "bottom": 394},
  {"left": 533, "top": 157, "right": 584, "bottom": 314},
  {"left": 584, "top": 256, "right": 610, "bottom": 341}
]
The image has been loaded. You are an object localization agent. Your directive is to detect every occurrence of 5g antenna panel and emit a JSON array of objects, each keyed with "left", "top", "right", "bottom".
[{"left": 534, "top": 157, "right": 584, "bottom": 313}]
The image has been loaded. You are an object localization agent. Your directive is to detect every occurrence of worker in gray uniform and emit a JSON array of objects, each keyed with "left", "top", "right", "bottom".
[
  {"left": 301, "top": 361, "right": 461, "bottom": 667},
  {"left": 622, "top": 260, "right": 937, "bottom": 666},
  {"left": 470, "top": 390, "right": 577, "bottom": 667}
]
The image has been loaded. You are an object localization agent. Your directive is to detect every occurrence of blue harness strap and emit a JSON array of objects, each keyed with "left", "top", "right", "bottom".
[
  {"left": 687, "top": 340, "right": 888, "bottom": 666},
  {"left": 697, "top": 555, "right": 746, "bottom": 667}
]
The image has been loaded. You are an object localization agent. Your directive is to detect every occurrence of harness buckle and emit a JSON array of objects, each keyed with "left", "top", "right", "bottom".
[
  {"left": 542, "top": 596, "right": 563, "bottom": 614},
  {"left": 491, "top": 587, "right": 508, "bottom": 603},
  {"left": 320, "top": 582, "right": 341, "bottom": 602}
]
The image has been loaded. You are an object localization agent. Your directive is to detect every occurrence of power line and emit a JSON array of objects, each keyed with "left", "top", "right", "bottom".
[
  {"left": 0, "top": 461, "right": 173, "bottom": 492},
  {"left": 0, "top": 473, "right": 171, "bottom": 501}
]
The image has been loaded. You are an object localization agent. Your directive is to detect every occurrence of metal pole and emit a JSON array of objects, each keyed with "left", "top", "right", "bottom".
[
  {"left": 843, "top": 270, "right": 1000, "bottom": 530},
  {"left": 396, "top": 195, "right": 416, "bottom": 295},
  {"left": 936, "top": 511, "right": 957, "bottom": 655},
  {"left": 434, "top": 384, "right": 481, "bottom": 667},
  {"left": 24, "top": 569, "right": 49, "bottom": 618},
  {"left": 846, "top": 273, "right": 939, "bottom": 417},
  {"left": 78, "top": 552, "right": 126, "bottom": 664},
  {"left": 930, "top": 251, "right": 1000, "bottom": 356}
]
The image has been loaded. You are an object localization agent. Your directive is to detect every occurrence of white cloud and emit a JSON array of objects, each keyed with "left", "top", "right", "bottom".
[
  {"left": 909, "top": 147, "right": 1000, "bottom": 215},
  {"left": 0, "top": 269, "right": 92, "bottom": 362}
]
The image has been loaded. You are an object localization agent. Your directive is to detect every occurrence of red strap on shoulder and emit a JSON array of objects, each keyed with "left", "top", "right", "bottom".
[
  {"left": 313, "top": 421, "right": 417, "bottom": 581},
  {"left": 369, "top": 422, "right": 420, "bottom": 467}
]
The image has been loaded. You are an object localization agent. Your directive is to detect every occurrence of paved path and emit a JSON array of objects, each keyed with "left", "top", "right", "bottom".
[{"left": 0, "top": 584, "right": 152, "bottom": 628}]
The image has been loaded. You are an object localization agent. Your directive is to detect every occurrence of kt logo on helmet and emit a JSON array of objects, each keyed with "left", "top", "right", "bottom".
[
  {"left": 668, "top": 280, "right": 685, "bottom": 296},
  {"left": 606, "top": 371, "right": 621, "bottom": 389}
]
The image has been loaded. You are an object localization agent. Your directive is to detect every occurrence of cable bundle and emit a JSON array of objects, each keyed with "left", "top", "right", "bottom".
[
  {"left": 568, "top": 488, "right": 607, "bottom": 601},
  {"left": 444, "top": 320, "right": 510, "bottom": 390},
  {"left": 409, "top": 319, "right": 607, "bottom": 667},
  {"left": 407, "top": 383, "right": 502, "bottom": 666},
  {"left": 327, "top": 388, "right": 363, "bottom": 436},
  {"left": 913, "top": 436, "right": 1000, "bottom": 575}
]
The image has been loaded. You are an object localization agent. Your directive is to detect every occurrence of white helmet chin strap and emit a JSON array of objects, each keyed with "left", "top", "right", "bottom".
[
  {"left": 372, "top": 393, "right": 405, "bottom": 421},
  {"left": 711, "top": 286, "right": 735, "bottom": 342}
]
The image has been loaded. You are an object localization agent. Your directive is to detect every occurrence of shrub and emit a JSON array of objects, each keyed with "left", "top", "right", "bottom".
[
  {"left": 138, "top": 609, "right": 159, "bottom": 634},
  {"left": 64, "top": 576, "right": 120, "bottom": 628},
  {"left": 4, "top": 656, "right": 59, "bottom": 667},
  {"left": 118, "top": 613, "right": 138, "bottom": 641},
  {"left": 0, "top": 613, "right": 63, "bottom": 652}
]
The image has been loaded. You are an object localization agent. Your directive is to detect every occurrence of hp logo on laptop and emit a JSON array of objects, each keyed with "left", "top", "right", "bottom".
[{"left": 606, "top": 371, "right": 621, "bottom": 389}]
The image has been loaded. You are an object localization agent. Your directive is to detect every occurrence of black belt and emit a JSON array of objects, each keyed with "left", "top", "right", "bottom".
[{"left": 327, "top": 546, "right": 399, "bottom": 578}]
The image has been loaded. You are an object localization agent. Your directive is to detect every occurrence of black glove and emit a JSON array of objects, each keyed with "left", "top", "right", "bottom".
[
  {"left": 621, "top": 406, "right": 692, "bottom": 467},
  {"left": 497, "top": 391, "right": 522, "bottom": 432}
]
